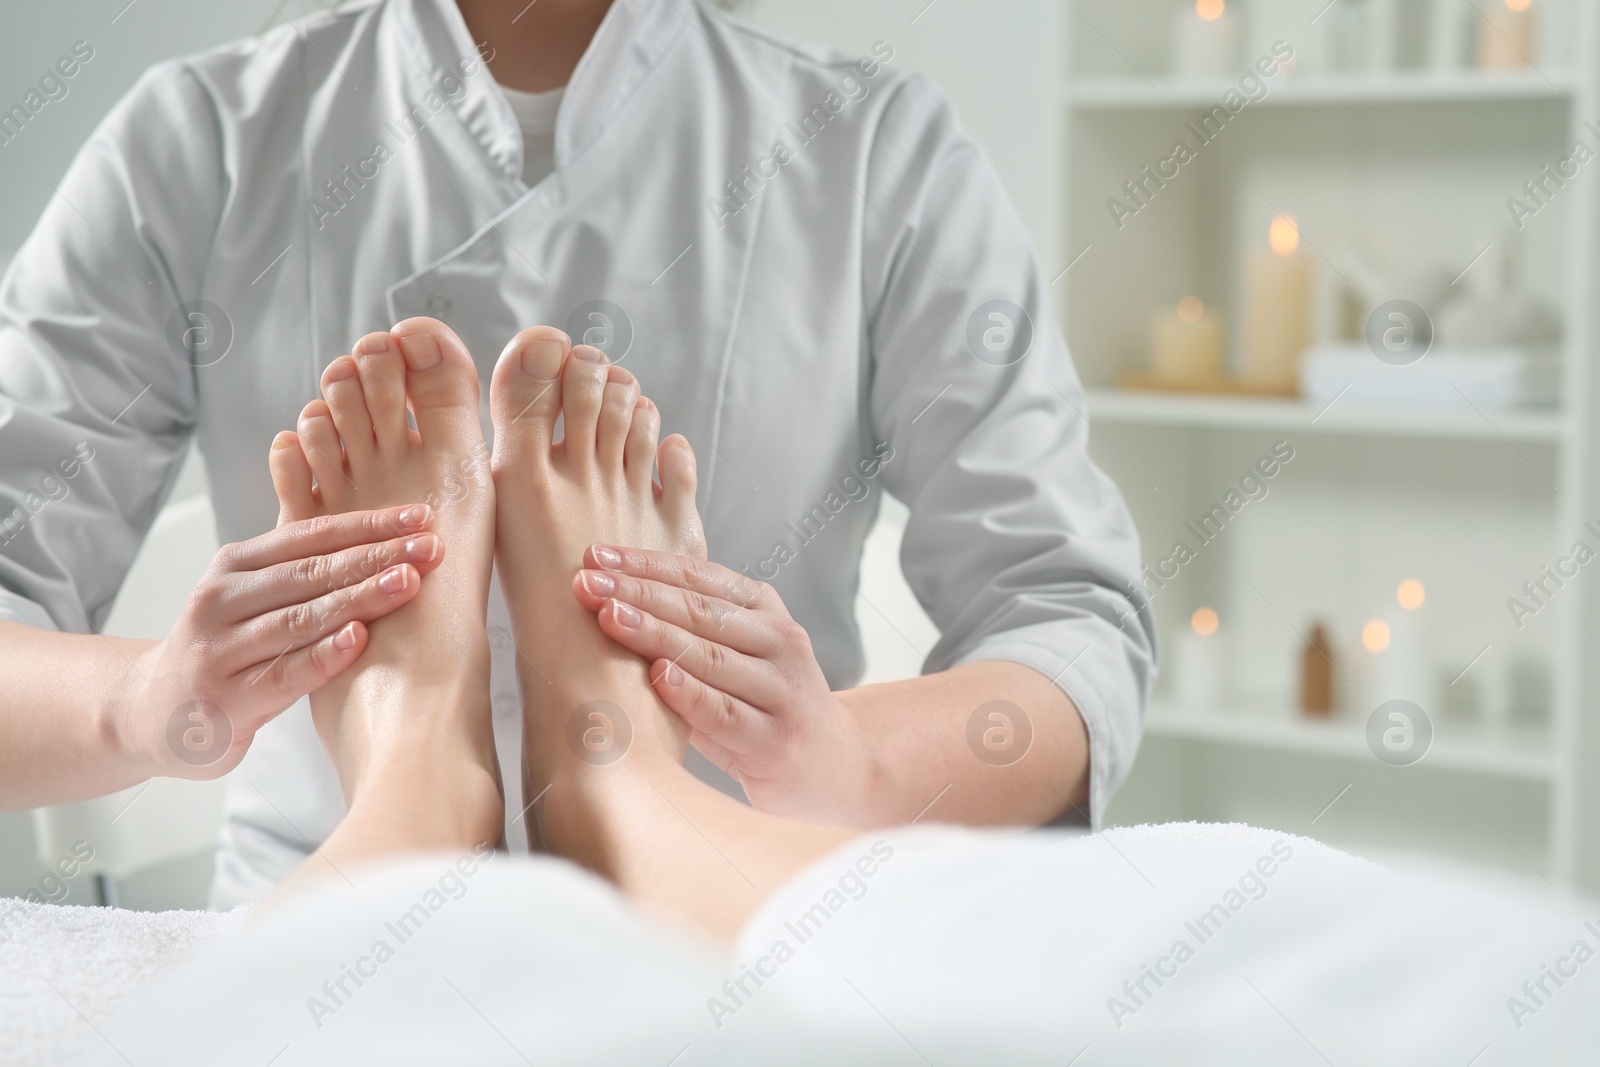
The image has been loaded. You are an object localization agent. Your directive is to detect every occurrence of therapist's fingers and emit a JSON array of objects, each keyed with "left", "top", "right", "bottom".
[
  {"left": 584, "top": 545, "right": 773, "bottom": 611},
  {"left": 215, "top": 505, "right": 434, "bottom": 572},
  {"left": 238, "top": 621, "right": 369, "bottom": 706},
  {"left": 570, "top": 570, "right": 776, "bottom": 655},
  {"left": 229, "top": 563, "right": 422, "bottom": 667},
  {"left": 221, "top": 532, "right": 444, "bottom": 620},
  {"left": 648, "top": 658, "right": 771, "bottom": 757},
  {"left": 593, "top": 599, "right": 788, "bottom": 708}
]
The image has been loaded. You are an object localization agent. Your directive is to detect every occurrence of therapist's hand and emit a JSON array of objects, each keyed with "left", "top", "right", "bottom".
[
  {"left": 570, "top": 545, "right": 878, "bottom": 824},
  {"left": 116, "top": 504, "right": 445, "bottom": 780}
]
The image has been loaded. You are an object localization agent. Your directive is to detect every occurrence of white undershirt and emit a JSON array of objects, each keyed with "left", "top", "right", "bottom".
[{"left": 500, "top": 84, "right": 565, "bottom": 186}]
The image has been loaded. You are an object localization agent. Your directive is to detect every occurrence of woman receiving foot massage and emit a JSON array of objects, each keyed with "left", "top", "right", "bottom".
[{"left": 0, "top": 0, "right": 1593, "bottom": 1063}]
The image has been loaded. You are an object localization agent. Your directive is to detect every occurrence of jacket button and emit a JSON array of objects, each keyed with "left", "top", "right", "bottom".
[{"left": 426, "top": 290, "right": 453, "bottom": 318}]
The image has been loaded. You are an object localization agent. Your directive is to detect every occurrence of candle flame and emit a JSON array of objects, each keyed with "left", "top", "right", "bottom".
[
  {"left": 1191, "top": 607, "right": 1219, "bottom": 637},
  {"left": 1397, "top": 579, "right": 1426, "bottom": 611},
  {"left": 1176, "top": 296, "right": 1205, "bottom": 324},
  {"left": 1269, "top": 215, "right": 1300, "bottom": 255},
  {"left": 1196, "top": 0, "right": 1226, "bottom": 21},
  {"left": 1362, "top": 619, "right": 1391, "bottom": 654}
]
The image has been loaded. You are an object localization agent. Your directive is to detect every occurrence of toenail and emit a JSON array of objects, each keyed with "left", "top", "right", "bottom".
[
  {"left": 324, "top": 358, "right": 357, "bottom": 383},
  {"left": 612, "top": 602, "right": 642, "bottom": 628},
  {"left": 522, "top": 339, "right": 566, "bottom": 379},
  {"left": 358, "top": 334, "right": 390, "bottom": 355},
  {"left": 397, "top": 333, "right": 443, "bottom": 370},
  {"left": 592, "top": 546, "right": 623, "bottom": 570},
  {"left": 573, "top": 345, "right": 608, "bottom": 365},
  {"left": 397, "top": 504, "right": 431, "bottom": 530},
  {"left": 378, "top": 566, "right": 409, "bottom": 594},
  {"left": 581, "top": 571, "right": 615, "bottom": 597},
  {"left": 333, "top": 622, "right": 359, "bottom": 651}
]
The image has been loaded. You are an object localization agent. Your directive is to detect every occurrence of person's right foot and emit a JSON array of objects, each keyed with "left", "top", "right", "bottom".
[{"left": 271, "top": 318, "right": 500, "bottom": 833}]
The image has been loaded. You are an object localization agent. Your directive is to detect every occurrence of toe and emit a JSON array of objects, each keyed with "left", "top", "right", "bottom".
[
  {"left": 321, "top": 356, "right": 374, "bottom": 464},
  {"left": 559, "top": 345, "right": 610, "bottom": 464},
  {"left": 390, "top": 317, "right": 483, "bottom": 441},
  {"left": 269, "top": 431, "right": 318, "bottom": 523},
  {"left": 596, "top": 376, "right": 641, "bottom": 472},
  {"left": 296, "top": 399, "right": 347, "bottom": 500},
  {"left": 655, "top": 433, "right": 698, "bottom": 519},
  {"left": 489, "top": 326, "right": 570, "bottom": 456},
  {"left": 351, "top": 333, "right": 408, "bottom": 452},
  {"left": 624, "top": 396, "right": 660, "bottom": 490}
]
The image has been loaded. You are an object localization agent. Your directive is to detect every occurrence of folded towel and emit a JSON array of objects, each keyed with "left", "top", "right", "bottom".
[{"left": 0, "top": 897, "right": 247, "bottom": 1066}]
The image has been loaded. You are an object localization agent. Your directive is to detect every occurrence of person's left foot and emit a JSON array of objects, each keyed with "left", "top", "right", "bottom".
[{"left": 271, "top": 318, "right": 500, "bottom": 830}]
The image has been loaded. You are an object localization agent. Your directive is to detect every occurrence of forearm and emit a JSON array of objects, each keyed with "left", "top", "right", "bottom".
[
  {"left": 0, "top": 621, "right": 154, "bottom": 809},
  {"left": 839, "top": 660, "right": 1089, "bottom": 828}
]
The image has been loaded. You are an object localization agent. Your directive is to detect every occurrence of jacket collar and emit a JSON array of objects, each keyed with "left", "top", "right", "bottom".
[{"left": 390, "top": 0, "right": 687, "bottom": 182}]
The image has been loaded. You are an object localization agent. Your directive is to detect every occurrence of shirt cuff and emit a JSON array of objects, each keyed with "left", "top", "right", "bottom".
[
  {"left": 0, "top": 587, "right": 60, "bottom": 632},
  {"left": 946, "top": 619, "right": 1146, "bottom": 829}
]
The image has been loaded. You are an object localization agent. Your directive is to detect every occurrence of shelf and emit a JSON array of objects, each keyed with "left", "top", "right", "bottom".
[
  {"left": 1144, "top": 704, "right": 1555, "bottom": 780},
  {"left": 1066, "top": 71, "right": 1575, "bottom": 110},
  {"left": 1083, "top": 388, "right": 1566, "bottom": 443}
]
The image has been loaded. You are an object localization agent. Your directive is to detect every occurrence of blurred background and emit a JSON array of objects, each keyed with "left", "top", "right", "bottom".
[{"left": 3, "top": 0, "right": 1597, "bottom": 908}]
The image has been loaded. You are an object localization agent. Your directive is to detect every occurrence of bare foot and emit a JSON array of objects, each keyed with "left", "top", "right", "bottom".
[
  {"left": 489, "top": 328, "right": 850, "bottom": 940},
  {"left": 489, "top": 327, "right": 704, "bottom": 745},
  {"left": 271, "top": 318, "right": 500, "bottom": 847}
]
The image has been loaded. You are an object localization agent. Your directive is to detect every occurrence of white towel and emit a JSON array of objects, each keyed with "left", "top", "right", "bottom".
[
  {"left": 67, "top": 823, "right": 1600, "bottom": 1065},
  {"left": 0, "top": 897, "right": 247, "bottom": 1066}
]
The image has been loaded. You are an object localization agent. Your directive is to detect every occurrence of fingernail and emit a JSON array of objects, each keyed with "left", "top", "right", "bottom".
[
  {"left": 378, "top": 566, "right": 409, "bottom": 594},
  {"left": 358, "top": 333, "right": 390, "bottom": 355},
  {"left": 271, "top": 431, "right": 296, "bottom": 451},
  {"left": 397, "top": 332, "right": 442, "bottom": 370},
  {"left": 573, "top": 345, "right": 608, "bottom": 365},
  {"left": 521, "top": 339, "right": 566, "bottom": 379},
  {"left": 580, "top": 571, "right": 615, "bottom": 597},
  {"left": 612, "top": 601, "right": 642, "bottom": 628},
  {"left": 333, "top": 622, "right": 359, "bottom": 651},
  {"left": 404, "top": 536, "right": 439, "bottom": 563},
  {"left": 398, "top": 505, "right": 431, "bottom": 530},
  {"left": 592, "top": 546, "right": 622, "bottom": 570},
  {"left": 661, "top": 662, "right": 684, "bottom": 687}
]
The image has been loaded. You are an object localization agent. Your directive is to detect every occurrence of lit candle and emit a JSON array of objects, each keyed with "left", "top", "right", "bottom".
[
  {"left": 1241, "top": 214, "right": 1313, "bottom": 392},
  {"left": 1174, "top": 607, "right": 1226, "bottom": 710},
  {"left": 1479, "top": 0, "right": 1537, "bottom": 71},
  {"left": 1150, "top": 296, "right": 1224, "bottom": 383},
  {"left": 1174, "top": 0, "right": 1238, "bottom": 80},
  {"left": 1366, "top": 580, "right": 1431, "bottom": 706}
]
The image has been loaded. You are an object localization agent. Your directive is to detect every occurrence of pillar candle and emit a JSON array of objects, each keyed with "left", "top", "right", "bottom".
[
  {"left": 1375, "top": 608, "right": 1430, "bottom": 705},
  {"left": 1173, "top": 608, "right": 1225, "bottom": 710},
  {"left": 1479, "top": 0, "right": 1537, "bottom": 71},
  {"left": 1150, "top": 297, "right": 1224, "bottom": 383},
  {"left": 1241, "top": 215, "right": 1313, "bottom": 391},
  {"left": 1174, "top": 0, "right": 1238, "bottom": 80}
]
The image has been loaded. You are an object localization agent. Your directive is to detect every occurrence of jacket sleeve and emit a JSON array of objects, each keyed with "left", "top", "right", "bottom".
[
  {"left": 0, "top": 59, "right": 223, "bottom": 633},
  {"left": 862, "top": 74, "right": 1156, "bottom": 827}
]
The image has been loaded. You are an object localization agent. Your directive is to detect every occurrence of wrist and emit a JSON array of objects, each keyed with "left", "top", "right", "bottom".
[
  {"left": 831, "top": 689, "right": 888, "bottom": 823},
  {"left": 96, "top": 638, "right": 161, "bottom": 777}
]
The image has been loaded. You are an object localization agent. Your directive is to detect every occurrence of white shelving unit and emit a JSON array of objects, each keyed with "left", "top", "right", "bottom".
[{"left": 1060, "top": 0, "right": 1600, "bottom": 890}]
